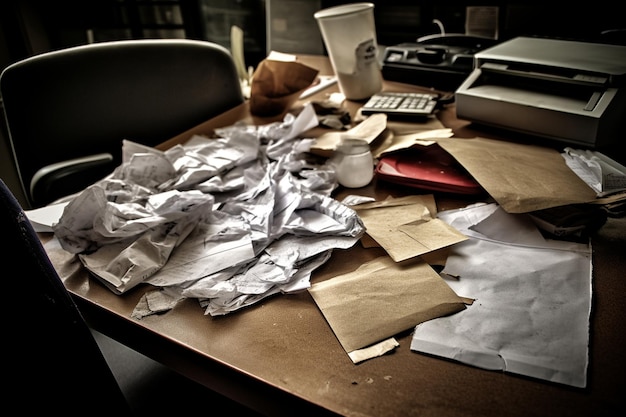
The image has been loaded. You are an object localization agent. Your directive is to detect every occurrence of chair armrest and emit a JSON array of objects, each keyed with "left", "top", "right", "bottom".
[{"left": 30, "top": 153, "right": 114, "bottom": 206}]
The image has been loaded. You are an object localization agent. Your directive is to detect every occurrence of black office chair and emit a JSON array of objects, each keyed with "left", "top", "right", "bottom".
[
  {"left": 0, "top": 178, "right": 134, "bottom": 412},
  {"left": 0, "top": 39, "right": 244, "bottom": 209}
]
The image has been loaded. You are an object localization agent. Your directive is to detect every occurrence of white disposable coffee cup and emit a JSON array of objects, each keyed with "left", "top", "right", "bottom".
[{"left": 314, "top": 2, "right": 383, "bottom": 101}]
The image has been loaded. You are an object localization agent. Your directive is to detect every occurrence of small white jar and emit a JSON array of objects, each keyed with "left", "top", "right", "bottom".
[{"left": 333, "top": 138, "right": 374, "bottom": 188}]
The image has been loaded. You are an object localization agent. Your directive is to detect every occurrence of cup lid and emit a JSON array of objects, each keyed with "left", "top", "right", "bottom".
[
  {"left": 337, "top": 138, "right": 371, "bottom": 155},
  {"left": 314, "top": 2, "right": 374, "bottom": 20}
]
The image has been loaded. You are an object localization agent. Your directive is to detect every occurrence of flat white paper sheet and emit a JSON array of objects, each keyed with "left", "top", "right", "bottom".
[
  {"left": 410, "top": 203, "right": 592, "bottom": 388},
  {"left": 26, "top": 201, "right": 69, "bottom": 232}
]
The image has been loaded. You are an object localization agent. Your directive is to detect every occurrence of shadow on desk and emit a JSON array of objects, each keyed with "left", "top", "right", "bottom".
[{"left": 92, "top": 330, "right": 264, "bottom": 416}]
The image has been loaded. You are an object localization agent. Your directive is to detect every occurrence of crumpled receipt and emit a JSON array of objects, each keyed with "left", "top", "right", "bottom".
[{"left": 50, "top": 103, "right": 366, "bottom": 316}]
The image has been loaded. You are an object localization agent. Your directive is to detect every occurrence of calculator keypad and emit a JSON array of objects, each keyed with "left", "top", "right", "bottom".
[{"left": 361, "top": 92, "right": 438, "bottom": 117}]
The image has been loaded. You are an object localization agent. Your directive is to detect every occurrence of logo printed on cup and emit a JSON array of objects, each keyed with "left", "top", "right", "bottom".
[{"left": 356, "top": 39, "right": 378, "bottom": 71}]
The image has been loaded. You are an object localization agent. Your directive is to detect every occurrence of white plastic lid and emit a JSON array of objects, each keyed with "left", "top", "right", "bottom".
[{"left": 314, "top": 2, "right": 374, "bottom": 20}]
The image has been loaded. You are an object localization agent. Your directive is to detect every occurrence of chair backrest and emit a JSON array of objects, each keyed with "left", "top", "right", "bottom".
[
  {"left": 0, "top": 178, "right": 132, "bottom": 413},
  {"left": 1, "top": 39, "right": 244, "bottom": 208}
]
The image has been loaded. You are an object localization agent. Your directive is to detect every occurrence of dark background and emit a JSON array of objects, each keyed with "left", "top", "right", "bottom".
[
  {"left": 2, "top": 1, "right": 624, "bottom": 71},
  {"left": 1, "top": 0, "right": 624, "bottom": 208}
]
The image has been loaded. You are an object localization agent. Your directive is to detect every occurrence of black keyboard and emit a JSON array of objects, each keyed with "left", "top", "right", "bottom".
[{"left": 361, "top": 92, "right": 439, "bottom": 118}]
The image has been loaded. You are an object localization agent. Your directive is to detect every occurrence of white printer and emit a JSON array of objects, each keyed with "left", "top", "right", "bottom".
[{"left": 455, "top": 36, "right": 626, "bottom": 148}]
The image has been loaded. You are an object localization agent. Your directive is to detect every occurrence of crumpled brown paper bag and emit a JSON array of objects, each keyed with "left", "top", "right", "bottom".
[{"left": 249, "top": 59, "right": 319, "bottom": 116}]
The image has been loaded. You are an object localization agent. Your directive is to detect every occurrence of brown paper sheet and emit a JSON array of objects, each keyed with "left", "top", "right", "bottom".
[
  {"left": 437, "top": 137, "right": 598, "bottom": 213},
  {"left": 353, "top": 195, "right": 467, "bottom": 262},
  {"left": 308, "top": 255, "right": 466, "bottom": 353}
]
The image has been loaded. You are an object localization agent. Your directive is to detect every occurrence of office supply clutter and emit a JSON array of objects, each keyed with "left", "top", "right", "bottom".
[{"left": 35, "top": 84, "right": 624, "bottom": 395}]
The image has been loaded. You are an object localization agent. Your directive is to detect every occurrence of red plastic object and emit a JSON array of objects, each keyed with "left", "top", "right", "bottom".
[{"left": 375, "top": 145, "right": 484, "bottom": 195}]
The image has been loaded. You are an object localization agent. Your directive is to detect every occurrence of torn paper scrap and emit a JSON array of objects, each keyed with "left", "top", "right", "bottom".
[{"left": 348, "top": 338, "right": 400, "bottom": 364}]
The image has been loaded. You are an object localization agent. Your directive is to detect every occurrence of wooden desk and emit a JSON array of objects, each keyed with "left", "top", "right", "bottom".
[{"left": 52, "top": 56, "right": 625, "bottom": 417}]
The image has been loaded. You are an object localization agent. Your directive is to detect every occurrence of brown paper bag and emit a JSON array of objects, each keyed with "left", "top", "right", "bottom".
[{"left": 249, "top": 59, "right": 319, "bottom": 116}]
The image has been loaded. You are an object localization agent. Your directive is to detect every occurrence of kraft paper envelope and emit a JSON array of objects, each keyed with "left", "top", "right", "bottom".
[
  {"left": 436, "top": 137, "right": 598, "bottom": 213},
  {"left": 308, "top": 255, "right": 466, "bottom": 354}
]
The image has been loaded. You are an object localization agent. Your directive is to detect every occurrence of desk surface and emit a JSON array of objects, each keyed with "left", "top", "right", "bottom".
[{"left": 51, "top": 56, "right": 625, "bottom": 417}]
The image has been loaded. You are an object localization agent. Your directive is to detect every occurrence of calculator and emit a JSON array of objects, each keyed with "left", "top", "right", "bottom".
[{"left": 360, "top": 91, "right": 439, "bottom": 118}]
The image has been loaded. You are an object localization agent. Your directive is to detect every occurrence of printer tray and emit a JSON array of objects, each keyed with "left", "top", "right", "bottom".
[{"left": 375, "top": 145, "right": 483, "bottom": 195}]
